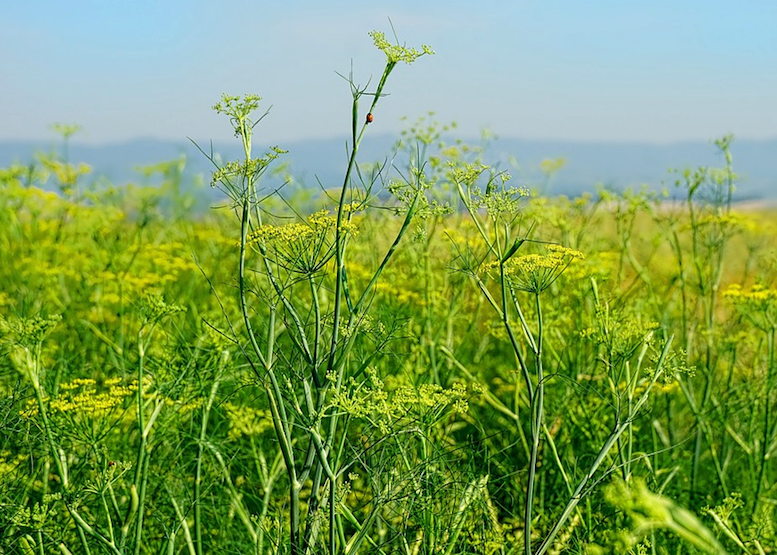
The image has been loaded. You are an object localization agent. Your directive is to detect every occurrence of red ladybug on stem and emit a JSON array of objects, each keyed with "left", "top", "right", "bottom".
[{"left": 366, "top": 113, "right": 374, "bottom": 124}]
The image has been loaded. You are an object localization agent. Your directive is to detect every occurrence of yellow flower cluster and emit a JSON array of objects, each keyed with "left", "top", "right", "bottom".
[
  {"left": 19, "top": 378, "right": 137, "bottom": 419},
  {"left": 224, "top": 402, "right": 274, "bottom": 440},
  {"left": 691, "top": 212, "right": 756, "bottom": 233},
  {"left": 416, "top": 382, "right": 470, "bottom": 414},
  {"left": 345, "top": 261, "right": 425, "bottom": 307},
  {"left": 444, "top": 219, "right": 484, "bottom": 253},
  {"left": 724, "top": 283, "right": 777, "bottom": 330},
  {"left": 581, "top": 318, "right": 659, "bottom": 360},
  {"left": 724, "top": 283, "right": 777, "bottom": 304},
  {"left": 0, "top": 451, "right": 28, "bottom": 479},
  {"left": 39, "top": 158, "right": 92, "bottom": 188},
  {"left": 0, "top": 179, "right": 61, "bottom": 208},
  {"left": 249, "top": 222, "right": 317, "bottom": 244},
  {"left": 341, "top": 202, "right": 364, "bottom": 214},
  {"left": 248, "top": 210, "right": 358, "bottom": 246},
  {"left": 369, "top": 30, "right": 434, "bottom": 64},
  {"left": 164, "top": 396, "right": 204, "bottom": 413},
  {"left": 60, "top": 378, "right": 98, "bottom": 390},
  {"left": 76, "top": 241, "right": 197, "bottom": 326},
  {"left": 0, "top": 314, "right": 61, "bottom": 346},
  {"left": 333, "top": 372, "right": 473, "bottom": 434},
  {"left": 563, "top": 251, "right": 619, "bottom": 282},
  {"left": 246, "top": 210, "right": 360, "bottom": 274},
  {"left": 483, "top": 244, "right": 585, "bottom": 293}
]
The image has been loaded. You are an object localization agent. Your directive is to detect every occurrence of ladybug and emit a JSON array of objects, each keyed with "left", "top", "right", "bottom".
[
  {"left": 366, "top": 113, "right": 374, "bottom": 124},
  {"left": 108, "top": 461, "right": 115, "bottom": 467}
]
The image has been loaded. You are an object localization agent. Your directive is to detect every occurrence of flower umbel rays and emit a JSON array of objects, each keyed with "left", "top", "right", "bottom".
[
  {"left": 723, "top": 283, "right": 777, "bottom": 331},
  {"left": 368, "top": 31, "right": 434, "bottom": 64},
  {"left": 482, "top": 244, "right": 585, "bottom": 293},
  {"left": 247, "top": 209, "right": 358, "bottom": 275}
]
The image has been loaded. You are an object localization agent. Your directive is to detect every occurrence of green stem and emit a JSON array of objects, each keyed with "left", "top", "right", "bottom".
[
  {"left": 499, "top": 269, "right": 533, "bottom": 399},
  {"left": 27, "top": 344, "right": 113, "bottom": 555},
  {"left": 194, "top": 375, "right": 222, "bottom": 554},
  {"left": 753, "top": 328, "right": 775, "bottom": 514},
  {"left": 525, "top": 292, "right": 544, "bottom": 555},
  {"left": 132, "top": 333, "right": 149, "bottom": 555},
  {"left": 535, "top": 336, "right": 674, "bottom": 555}
]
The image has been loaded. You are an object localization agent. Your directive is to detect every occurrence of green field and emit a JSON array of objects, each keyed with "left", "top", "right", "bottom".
[{"left": 1, "top": 35, "right": 776, "bottom": 555}]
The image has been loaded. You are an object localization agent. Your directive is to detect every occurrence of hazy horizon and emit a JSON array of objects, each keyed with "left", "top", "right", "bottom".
[
  {"left": 4, "top": 131, "right": 777, "bottom": 149},
  {"left": 2, "top": 134, "right": 775, "bottom": 201}
]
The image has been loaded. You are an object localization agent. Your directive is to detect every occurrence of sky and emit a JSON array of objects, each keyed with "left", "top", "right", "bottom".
[{"left": 1, "top": 0, "right": 776, "bottom": 146}]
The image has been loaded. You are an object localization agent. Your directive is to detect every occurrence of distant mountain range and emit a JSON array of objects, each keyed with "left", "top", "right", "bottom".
[{"left": 1, "top": 136, "right": 775, "bottom": 200}]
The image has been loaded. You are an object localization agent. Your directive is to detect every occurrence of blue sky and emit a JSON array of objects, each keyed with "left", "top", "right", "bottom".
[{"left": 1, "top": 0, "right": 775, "bottom": 145}]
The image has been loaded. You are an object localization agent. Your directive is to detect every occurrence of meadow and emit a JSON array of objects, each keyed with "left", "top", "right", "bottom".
[{"left": 1, "top": 32, "right": 776, "bottom": 555}]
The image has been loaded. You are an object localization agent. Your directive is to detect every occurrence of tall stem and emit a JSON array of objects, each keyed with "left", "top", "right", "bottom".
[
  {"left": 525, "top": 292, "right": 544, "bottom": 555},
  {"left": 133, "top": 334, "right": 148, "bottom": 555},
  {"left": 194, "top": 375, "right": 222, "bottom": 554},
  {"left": 754, "top": 328, "right": 775, "bottom": 513}
]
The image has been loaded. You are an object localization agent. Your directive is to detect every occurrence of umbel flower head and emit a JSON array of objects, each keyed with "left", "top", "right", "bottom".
[
  {"left": 247, "top": 209, "right": 358, "bottom": 274},
  {"left": 723, "top": 283, "right": 777, "bottom": 331},
  {"left": 482, "top": 244, "right": 584, "bottom": 293},
  {"left": 368, "top": 31, "right": 434, "bottom": 64}
]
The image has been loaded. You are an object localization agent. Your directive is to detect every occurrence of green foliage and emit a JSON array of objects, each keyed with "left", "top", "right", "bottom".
[{"left": 1, "top": 29, "right": 775, "bottom": 555}]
